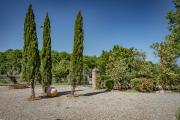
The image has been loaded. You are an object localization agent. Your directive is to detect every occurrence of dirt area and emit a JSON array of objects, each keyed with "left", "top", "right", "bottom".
[{"left": 0, "top": 85, "right": 180, "bottom": 120}]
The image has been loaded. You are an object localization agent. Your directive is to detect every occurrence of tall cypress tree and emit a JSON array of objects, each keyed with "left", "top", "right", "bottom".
[
  {"left": 41, "top": 13, "right": 52, "bottom": 93},
  {"left": 22, "top": 5, "right": 30, "bottom": 82},
  {"left": 23, "top": 4, "right": 40, "bottom": 99},
  {"left": 71, "top": 11, "right": 84, "bottom": 96}
]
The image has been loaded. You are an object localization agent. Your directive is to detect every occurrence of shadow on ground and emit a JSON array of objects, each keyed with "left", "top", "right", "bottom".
[
  {"left": 40, "top": 90, "right": 83, "bottom": 99},
  {"left": 80, "top": 90, "right": 108, "bottom": 96}
]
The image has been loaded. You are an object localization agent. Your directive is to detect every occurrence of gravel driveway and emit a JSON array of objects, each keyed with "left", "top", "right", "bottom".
[{"left": 0, "top": 85, "right": 180, "bottom": 120}]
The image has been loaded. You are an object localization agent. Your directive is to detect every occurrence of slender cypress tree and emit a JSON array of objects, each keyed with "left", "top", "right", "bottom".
[
  {"left": 23, "top": 4, "right": 40, "bottom": 99},
  {"left": 41, "top": 13, "right": 52, "bottom": 93},
  {"left": 71, "top": 11, "right": 84, "bottom": 96},
  {"left": 22, "top": 5, "right": 31, "bottom": 82}
]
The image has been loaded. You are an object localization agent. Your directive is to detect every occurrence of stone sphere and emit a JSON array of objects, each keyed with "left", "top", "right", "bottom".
[{"left": 47, "top": 87, "right": 58, "bottom": 97}]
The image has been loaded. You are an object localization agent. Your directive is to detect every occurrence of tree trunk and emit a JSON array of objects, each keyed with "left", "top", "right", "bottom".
[
  {"left": 71, "top": 85, "right": 76, "bottom": 96},
  {"left": 31, "top": 80, "right": 35, "bottom": 99},
  {"left": 11, "top": 76, "right": 17, "bottom": 84},
  {"left": 159, "top": 53, "right": 165, "bottom": 90},
  {"left": 42, "top": 85, "right": 49, "bottom": 94},
  {"left": 7, "top": 72, "right": 17, "bottom": 84},
  {"left": 42, "top": 85, "right": 46, "bottom": 94}
]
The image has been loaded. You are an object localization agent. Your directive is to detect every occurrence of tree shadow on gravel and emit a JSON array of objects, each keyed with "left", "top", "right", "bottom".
[
  {"left": 80, "top": 90, "right": 108, "bottom": 96},
  {"left": 40, "top": 90, "right": 83, "bottom": 99}
]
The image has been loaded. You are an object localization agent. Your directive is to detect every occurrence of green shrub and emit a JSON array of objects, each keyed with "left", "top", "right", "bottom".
[
  {"left": 0, "top": 79, "right": 8, "bottom": 84},
  {"left": 131, "top": 78, "right": 141, "bottom": 90},
  {"left": 96, "top": 75, "right": 109, "bottom": 89},
  {"left": 105, "top": 80, "right": 114, "bottom": 90},
  {"left": 176, "top": 108, "right": 180, "bottom": 120},
  {"left": 138, "top": 79, "right": 154, "bottom": 92},
  {"left": 96, "top": 76, "right": 102, "bottom": 89},
  {"left": 131, "top": 78, "right": 155, "bottom": 92},
  {"left": 172, "top": 79, "right": 180, "bottom": 90}
]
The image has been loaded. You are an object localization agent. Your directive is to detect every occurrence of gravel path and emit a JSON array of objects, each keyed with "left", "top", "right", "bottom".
[{"left": 0, "top": 85, "right": 180, "bottom": 120}]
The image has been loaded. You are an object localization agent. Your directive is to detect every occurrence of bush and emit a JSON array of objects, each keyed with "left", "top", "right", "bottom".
[
  {"left": 138, "top": 79, "right": 155, "bottom": 92},
  {"left": 131, "top": 78, "right": 155, "bottom": 92},
  {"left": 176, "top": 108, "right": 180, "bottom": 120},
  {"left": 0, "top": 79, "right": 8, "bottom": 84},
  {"left": 96, "top": 76, "right": 102, "bottom": 89},
  {"left": 105, "top": 80, "right": 114, "bottom": 90},
  {"left": 96, "top": 75, "right": 109, "bottom": 89},
  {"left": 131, "top": 78, "right": 141, "bottom": 90}
]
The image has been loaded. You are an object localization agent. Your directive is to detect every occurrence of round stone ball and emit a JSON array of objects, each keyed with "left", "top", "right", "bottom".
[{"left": 47, "top": 87, "right": 58, "bottom": 97}]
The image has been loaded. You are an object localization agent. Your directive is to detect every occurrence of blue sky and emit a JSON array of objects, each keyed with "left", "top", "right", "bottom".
[{"left": 0, "top": 0, "right": 174, "bottom": 63}]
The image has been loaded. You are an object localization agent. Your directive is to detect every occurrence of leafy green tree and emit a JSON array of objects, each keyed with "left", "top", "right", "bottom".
[
  {"left": 103, "top": 45, "right": 154, "bottom": 89},
  {"left": 41, "top": 13, "right": 52, "bottom": 93},
  {"left": 51, "top": 51, "right": 71, "bottom": 65},
  {"left": 106, "top": 59, "right": 129, "bottom": 85},
  {"left": 151, "top": 42, "right": 179, "bottom": 88},
  {"left": 134, "top": 60, "right": 158, "bottom": 79},
  {"left": 105, "top": 45, "right": 135, "bottom": 88},
  {"left": 53, "top": 60, "right": 70, "bottom": 83},
  {"left": 0, "top": 49, "right": 22, "bottom": 84},
  {"left": 71, "top": 11, "right": 84, "bottom": 96},
  {"left": 52, "top": 51, "right": 71, "bottom": 83},
  {"left": 83, "top": 56, "right": 98, "bottom": 80},
  {"left": 83, "top": 56, "right": 97, "bottom": 70},
  {"left": 97, "top": 50, "right": 110, "bottom": 75},
  {"left": 59, "top": 51, "right": 71, "bottom": 61},
  {"left": 151, "top": 0, "right": 180, "bottom": 88},
  {"left": 0, "top": 52, "right": 7, "bottom": 74},
  {"left": 51, "top": 50, "right": 61, "bottom": 64},
  {"left": 23, "top": 4, "right": 40, "bottom": 99},
  {"left": 0, "top": 49, "right": 22, "bottom": 75}
]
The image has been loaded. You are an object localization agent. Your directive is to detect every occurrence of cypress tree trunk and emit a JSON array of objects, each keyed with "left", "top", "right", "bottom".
[
  {"left": 42, "top": 85, "right": 46, "bottom": 93},
  {"left": 30, "top": 80, "right": 35, "bottom": 99},
  {"left": 71, "top": 84, "right": 75, "bottom": 96},
  {"left": 42, "top": 84, "right": 50, "bottom": 93}
]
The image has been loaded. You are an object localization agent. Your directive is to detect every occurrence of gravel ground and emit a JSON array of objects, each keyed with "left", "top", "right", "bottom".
[{"left": 0, "top": 85, "right": 180, "bottom": 120}]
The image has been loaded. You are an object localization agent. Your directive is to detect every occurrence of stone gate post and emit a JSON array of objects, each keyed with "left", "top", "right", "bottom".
[{"left": 92, "top": 68, "right": 99, "bottom": 89}]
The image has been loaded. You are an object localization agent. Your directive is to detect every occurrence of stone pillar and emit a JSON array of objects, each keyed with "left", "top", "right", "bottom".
[{"left": 92, "top": 68, "right": 99, "bottom": 89}]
